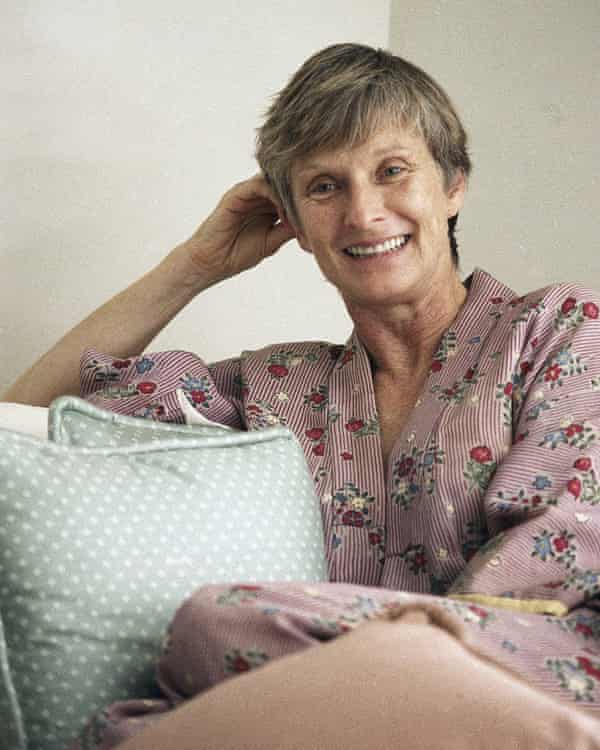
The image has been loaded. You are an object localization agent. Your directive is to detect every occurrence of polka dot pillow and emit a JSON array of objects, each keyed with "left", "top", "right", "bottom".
[
  {"left": 49, "top": 393, "right": 231, "bottom": 447},
  {"left": 0, "top": 406, "right": 327, "bottom": 750}
]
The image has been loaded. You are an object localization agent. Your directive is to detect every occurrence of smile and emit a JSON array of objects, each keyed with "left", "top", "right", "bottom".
[{"left": 344, "top": 234, "right": 411, "bottom": 257}]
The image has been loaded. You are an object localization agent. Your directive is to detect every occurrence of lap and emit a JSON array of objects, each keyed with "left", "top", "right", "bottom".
[{"left": 69, "top": 582, "right": 600, "bottom": 749}]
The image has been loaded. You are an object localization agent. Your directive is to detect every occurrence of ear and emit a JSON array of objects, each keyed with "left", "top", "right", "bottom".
[
  {"left": 285, "top": 212, "right": 313, "bottom": 254},
  {"left": 446, "top": 170, "right": 467, "bottom": 217}
]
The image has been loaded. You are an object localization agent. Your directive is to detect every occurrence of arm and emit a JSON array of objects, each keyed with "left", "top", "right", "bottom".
[
  {"left": 1, "top": 175, "right": 295, "bottom": 407},
  {"left": 449, "top": 285, "right": 600, "bottom": 610}
]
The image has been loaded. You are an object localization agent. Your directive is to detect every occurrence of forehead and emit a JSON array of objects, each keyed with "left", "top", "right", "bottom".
[{"left": 291, "top": 124, "right": 429, "bottom": 181}]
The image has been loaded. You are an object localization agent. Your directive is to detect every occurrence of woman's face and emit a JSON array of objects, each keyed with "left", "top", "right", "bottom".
[{"left": 289, "top": 123, "right": 466, "bottom": 311}]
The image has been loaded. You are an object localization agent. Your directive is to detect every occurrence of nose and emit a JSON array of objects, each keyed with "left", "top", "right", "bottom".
[{"left": 343, "top": 182, "right": 386, "bottom": 230}]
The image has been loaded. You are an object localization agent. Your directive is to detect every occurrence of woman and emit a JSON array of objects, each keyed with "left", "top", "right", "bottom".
[{"left": 5, "top": 44, "right": 600, "bottom": 749}]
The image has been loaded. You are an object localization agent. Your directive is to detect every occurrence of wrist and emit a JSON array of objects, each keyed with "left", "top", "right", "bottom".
[{"left": 158, "top": 243, "right": 223, "bottom": 299}]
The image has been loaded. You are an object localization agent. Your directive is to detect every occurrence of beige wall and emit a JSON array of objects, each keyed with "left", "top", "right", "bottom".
[
  {"left": 390, "top": 0, "right": 600, "bottom": 293},
  {"left": 0, "top": 1, "right": 390, "bottom": 391}
]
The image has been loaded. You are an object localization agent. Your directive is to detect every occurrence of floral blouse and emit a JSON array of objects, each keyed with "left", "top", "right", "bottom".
[{"left": 80, "top": 268, "right": 600, "bottom": 612}]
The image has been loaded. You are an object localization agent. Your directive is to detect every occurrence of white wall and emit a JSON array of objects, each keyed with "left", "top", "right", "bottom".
[
  {"left": 390, "top": 0, "right": 600, "bottom": 293},
  {"left": 0, "top": 1, "right": 390, "bottom": 391}
]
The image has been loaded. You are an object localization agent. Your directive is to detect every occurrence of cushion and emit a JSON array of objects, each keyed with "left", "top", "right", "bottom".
[
  {"left": 0, "top": 402, "right": 49, "bottom": 440},
  {"left": 48, "top": 394, "right": 231, "bottom": 447},
  {"left": 0, "top": 402, "right": 327, "bottom": 750}
]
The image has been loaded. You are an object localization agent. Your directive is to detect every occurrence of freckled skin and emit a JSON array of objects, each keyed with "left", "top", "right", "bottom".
[{"left": 289, "top": 124, "right": 466, "bottom": 314}]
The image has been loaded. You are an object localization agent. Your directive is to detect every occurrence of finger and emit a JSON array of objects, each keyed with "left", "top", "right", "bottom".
[
  {"left": 265, "top": 219, "right": 296, "bottom": 256},
  {"left": 229, "top": 174, "right": 285, "bottom": 215}
]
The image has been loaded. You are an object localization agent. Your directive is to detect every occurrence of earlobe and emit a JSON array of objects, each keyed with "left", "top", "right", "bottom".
[
  {"left": 288, "top": 219, "right": 312, "bottom": 254},
  {"left": 297, "top": 235, "right": 313, "bottom": 254},
  {"left": 447, "top": 170, "right": 467, "bottom": 215}
]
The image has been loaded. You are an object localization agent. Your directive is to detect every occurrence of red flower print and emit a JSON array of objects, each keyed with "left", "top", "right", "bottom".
[
  {"left": 267, "top": 364, "right": 289, "bottom": 378},
  {"left": 342, "top": 510, "right": 364, "bottom": 527},
  {"left": 583, "top": 302, "right": 599, "bottom": 319},
  {"left": 309, "top": 393, "right": 326, "bottom": 405},
  {"left": 112, "top": 359, "right": 131, "bottom": 369},
  {"left": 369, "top": 532, "right": 382, "bottom": 545},
  {"left": 342, "top": 350, "right": 354, "bottom": 365},
  {"left": 515, "top": 432, "right": 528, "bottom": 443},
  {"left": 189, "top": 389, "right": 207, "bottom": 404},
  {"left": 470, "top": 446, "right": 492, "bottom": 463},
  {"left": 430, "top": 361, "right": 443, "bottom": 373},
  {"left": 490, "top": 297, "right": 504, "bottom": 304},
  {"left": 574, "top": 457, "right": 592, "bottom": 471},
  {"left": 232, "top": 656, "right": 250, "bottom": 673},
  {"left": 313, "top": 443, "right": 325, "bottom": 456},
  {"left": 414, "top": 553, "right": 426, "bottom": 569},
  {"left": 575, "top": 623, "right": 593, "bottom": 638},
  {"left": 503, "top": 383, "right": 513, "bottom": 396},
  {"left": 137, "top": 381, "right": 157, "bottom": 395},
  {"left": 305, "top": 427, "right": 324, "bottom": 441},
  {"left": 553, "top": 536, "right": 569, "bottom": 553},
  {"left": 531, "top": 495, "right": 542, "bottom": 506},
  {"left": 341, "top": 451, "right": 353, "bottom": 461},
  {"left": 397, "top": 457, "right": 415, "bottom": 477},
  {"left": 468, "top": 605, "right": 488, "bottom": 618},
  {"left": 567, "top": 479, "right": 582, "bottom": 497},
  {"left": 544, "top": 364, "right": 561, "bottom": 382},
  {"left": 577, "top": 657, "right": 600, "bottom": 681},
  {"left": 247, "top": 404, "right": 261, "bottom": 413},
  {"left": 520, "top": 361, "right": 531, "bottom": 375},
  {"left": 236, "top": 585, "right": 262, "bottom": 591},
  {"left": 561, "top": 297, "right": 577, "bottom": 314},
  {"left": 345, "top": 419, "right": 365, "bottom": 433},
  {"left": 566, "top": 424, "right": 584, "bottom": 437},
  {"left": 530, "top": 337, "right": 539, "bottom": 348},
  {"left": 464, "top": 368, "right": 475, "bottom": 380}
]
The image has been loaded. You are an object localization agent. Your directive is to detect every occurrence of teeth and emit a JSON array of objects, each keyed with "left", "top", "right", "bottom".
[{"left": 346, "top": 235, "right": 410, "bottom": 257}]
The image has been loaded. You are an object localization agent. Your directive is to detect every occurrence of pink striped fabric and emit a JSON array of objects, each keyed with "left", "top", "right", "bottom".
[{"left": 76, "top": 267, "right": 600, "bottom": 727}]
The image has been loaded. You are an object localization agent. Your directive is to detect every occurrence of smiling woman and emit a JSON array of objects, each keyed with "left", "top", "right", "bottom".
[{"left": 3, "top": 43, "right": 600, "bottom": 750}]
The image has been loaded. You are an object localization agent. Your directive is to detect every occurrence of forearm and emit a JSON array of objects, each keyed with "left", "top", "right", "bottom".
[{"left": 1, "top": 245, "right": 216, "bottom": 407}]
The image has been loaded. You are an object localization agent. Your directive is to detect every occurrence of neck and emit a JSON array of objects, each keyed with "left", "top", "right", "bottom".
[{"left": 346, "top": 272, "right": 467, "bottom": 380}]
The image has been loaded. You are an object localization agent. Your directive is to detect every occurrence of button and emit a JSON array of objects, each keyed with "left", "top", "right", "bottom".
[
  {"left": 446, "top": 504, "right": 455, "bottom": 514},
  {"left": 437, "top": 548, "right": 448, "bottom": 559},
  {"left": 489, "top": 555, "right": 501, "bottom": 567},
  {"left": 407, "top": 432, "right": 416, "bottom": 442},
  {"left": 415, "top": 397, "right": 423, "bottom": 407},
  {"left": 322, "top": 493, "right": 332, "bottom": 504}
]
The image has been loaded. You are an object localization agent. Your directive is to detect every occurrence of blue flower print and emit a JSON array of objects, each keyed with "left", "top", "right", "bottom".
[
  {"left": 533, "top": 475, "right": 553, "bottom": 491},
  {"left": 135, "top": 357, "right": 155, "bottom": 374},
  {"left": 533, "top": 535, "right": 553, "bottom": 562}
]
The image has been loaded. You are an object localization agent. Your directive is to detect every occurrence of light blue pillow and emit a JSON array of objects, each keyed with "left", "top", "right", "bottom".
[
  {"left": 0, "top": 403, "right": 327, "bottom": 750},
  {"left": 49, "top": 394, "right": 231, "bottom": 446}
]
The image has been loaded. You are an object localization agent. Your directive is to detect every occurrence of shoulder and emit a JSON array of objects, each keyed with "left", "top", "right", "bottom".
[
  {"left": 472, "top": 270, "right": 600, "bottom": 342},
  {"left": 510, "top": 280, "right": 600, "bottom": 335}
]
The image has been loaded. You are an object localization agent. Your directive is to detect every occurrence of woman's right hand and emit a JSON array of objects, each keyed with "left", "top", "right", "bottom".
[{"left": 175, "top": 174, "right": 297, "bottom": 289}]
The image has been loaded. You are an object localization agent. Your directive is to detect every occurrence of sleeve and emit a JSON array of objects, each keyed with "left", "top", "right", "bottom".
[
  {"left": 449, "top": 286, "right": 600, "bottom": 612},
  {"left": 79, "top": 348, "right": 245, "bottom": 429}
]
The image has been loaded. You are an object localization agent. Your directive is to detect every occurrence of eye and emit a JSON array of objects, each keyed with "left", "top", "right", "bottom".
[
  {"left": 308, "top": 179, "right": 338, "bottom": 198},
  {"left": 381, "top": 164, "right": 407, "bottom": 179}
]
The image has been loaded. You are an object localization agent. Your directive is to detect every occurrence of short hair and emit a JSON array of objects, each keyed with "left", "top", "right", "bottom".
[{"left": 255, "top": 43, "right": 471, "bottom": 264}]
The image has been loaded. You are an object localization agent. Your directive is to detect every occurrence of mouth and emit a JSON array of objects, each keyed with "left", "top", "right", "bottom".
[{"left": 343, "top": 234, "right": 411, "bottom": 258}]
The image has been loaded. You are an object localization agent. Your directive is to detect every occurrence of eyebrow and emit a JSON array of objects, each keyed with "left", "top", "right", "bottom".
[{"left": 296, "top": 145, "right": 414, "bottom": 177}]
